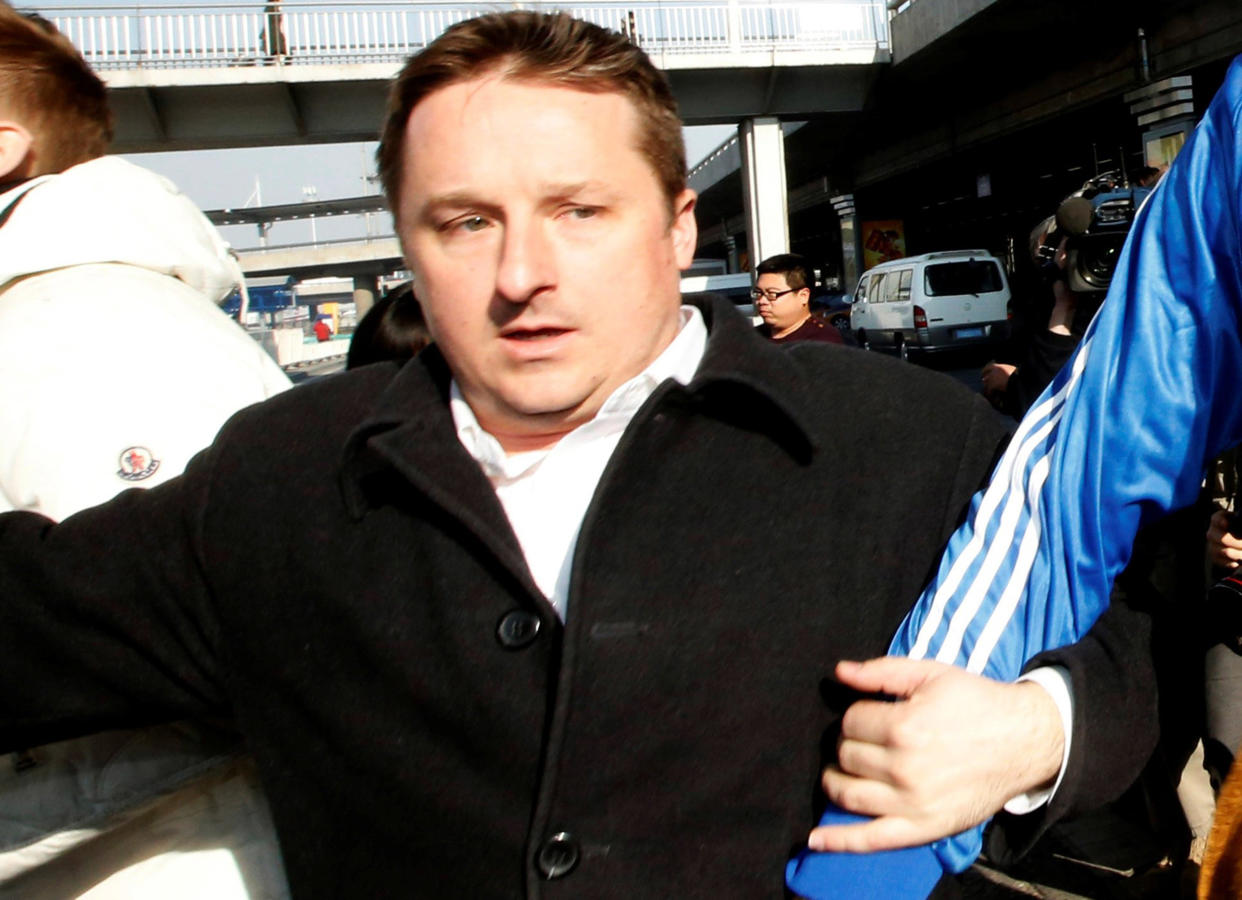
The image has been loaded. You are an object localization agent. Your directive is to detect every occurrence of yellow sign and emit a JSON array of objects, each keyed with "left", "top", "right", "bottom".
[{"left": 861, "top": 220, "right": 906, "bottom": 270}]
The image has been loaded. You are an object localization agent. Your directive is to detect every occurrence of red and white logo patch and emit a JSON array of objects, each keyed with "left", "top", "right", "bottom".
[{"left": 117, "top": 446, "right": 161, "bottom": 482}]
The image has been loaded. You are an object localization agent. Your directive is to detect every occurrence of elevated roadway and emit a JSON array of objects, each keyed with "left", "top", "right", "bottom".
[
  {"left": 233, "top": 235, "right": 403, "bottom": 279},
  {"left": 207, "top": 194, "right": 387, "bottom": 229}
]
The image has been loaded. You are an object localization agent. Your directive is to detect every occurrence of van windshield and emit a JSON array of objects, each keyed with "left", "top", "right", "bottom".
[{"left": 924, "top": 261, "right": 1002, "bottom": 296}]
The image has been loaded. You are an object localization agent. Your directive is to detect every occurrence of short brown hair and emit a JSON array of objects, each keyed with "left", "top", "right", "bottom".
[
  {"left": 377, "top": 11, "right": 686, "bottom": 219},
  {"left": 0, "top": 2, "right": 112, "bottom": 174}
]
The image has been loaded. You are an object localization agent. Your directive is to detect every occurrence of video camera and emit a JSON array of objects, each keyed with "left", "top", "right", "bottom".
[{"left": 1032, "top": 171, "right": 1153, "bottom": 294}]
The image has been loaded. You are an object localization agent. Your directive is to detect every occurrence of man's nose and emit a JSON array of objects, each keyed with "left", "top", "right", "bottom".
[{"left": 495, "top": 219, "right": 554, "bottom": 303}]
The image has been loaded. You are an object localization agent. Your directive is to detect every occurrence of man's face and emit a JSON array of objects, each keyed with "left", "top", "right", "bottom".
[
  {"left": 396, "top": 75, "right": 697, "bottom": 451},
  {"left": 754, "top": 272, "right": 810, "bottom": 332}
]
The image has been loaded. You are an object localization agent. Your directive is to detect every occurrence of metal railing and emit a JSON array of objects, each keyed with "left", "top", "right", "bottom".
[{"left": 38, "top": 2, "right": 888, "bottom": 70}]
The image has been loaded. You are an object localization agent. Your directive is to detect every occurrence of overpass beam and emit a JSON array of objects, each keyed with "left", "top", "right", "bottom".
[
  {"left": 353, "top": 274, "right": 379, "bottom": 319},
  {"left": 738, "top": 117, "right": 789, "bottom": 268}
]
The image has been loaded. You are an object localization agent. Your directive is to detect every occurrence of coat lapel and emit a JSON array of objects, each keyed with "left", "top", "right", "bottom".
[{"left": 339, "top": 349, "right": 543, "bottom": 604}]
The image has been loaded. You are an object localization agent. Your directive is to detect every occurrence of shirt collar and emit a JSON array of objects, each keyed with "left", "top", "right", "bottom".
[
  {"left": 451, "top": 305, "right": 707, "bottom": 475},
  {"left": 339, "top": 294, "right": 819, "bottom": 519}
]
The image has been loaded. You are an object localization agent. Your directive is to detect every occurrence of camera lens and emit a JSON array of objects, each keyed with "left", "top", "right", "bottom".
[{"left": 1072, "top": 235, "right": 1126, "bottom": 292}]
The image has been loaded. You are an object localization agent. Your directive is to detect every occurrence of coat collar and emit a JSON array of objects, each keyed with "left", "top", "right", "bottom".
[
  {"left": 339, "top": 293, "right": 820, "bottom": 521},
  {"left": 684, "top": 293, "right": 820, "bottom": 456}
]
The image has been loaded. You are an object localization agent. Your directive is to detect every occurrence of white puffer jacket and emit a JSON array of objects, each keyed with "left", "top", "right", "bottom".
[
  {"left": 0, "top": 156, "right": 290, "bottom": 519},
  {"left": 0, "top": 157, "right": 291, "bottom": 899}
]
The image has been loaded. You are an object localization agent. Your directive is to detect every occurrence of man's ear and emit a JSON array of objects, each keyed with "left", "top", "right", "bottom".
[
  {"left": 670, "top": 188, "right": 698, "bottom": 271},
  {"left": 0, "top": 122, "right": 34, "bottom": 182}
]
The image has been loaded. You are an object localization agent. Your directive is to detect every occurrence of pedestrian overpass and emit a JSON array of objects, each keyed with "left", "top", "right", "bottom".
[{"left": 45, "top": 0, "right": 894, "bottom": 267}]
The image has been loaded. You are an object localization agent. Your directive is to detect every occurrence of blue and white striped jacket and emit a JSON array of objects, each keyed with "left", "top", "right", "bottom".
[{"left": 791, "top": 53, "right": 1242, "bottom": 897}]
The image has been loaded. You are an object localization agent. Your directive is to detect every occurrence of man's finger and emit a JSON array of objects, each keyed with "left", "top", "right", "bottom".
[
  {"left": 1212, "top": 547, "right": 1242, "bottom": 568},
  {"left": 835, "top": 734, "right": 895, "bottom": 782},
  {"left": 807, "top": 815, "right": 926, "bottom": 854},
  {"left": 834, "top": 656, "right": 947, "bottom": 699},
  {"left": 821, "top": 766, "right": 899, "bottom": 817},
  {"left": 839, "top": 697, "right": 905, "bottom": 745}
]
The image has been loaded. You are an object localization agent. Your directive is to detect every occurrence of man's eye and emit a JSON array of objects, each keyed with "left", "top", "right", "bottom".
[
  {"left": 566, "top": 206, "right": 597, "bottom": 220},
  {"left": 444, "top": 215, "right": 489, "bottom": 233}
]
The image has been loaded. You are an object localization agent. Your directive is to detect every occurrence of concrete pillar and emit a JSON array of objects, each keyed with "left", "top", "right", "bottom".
[
  {"left": 738, "top": 117, "right": 789, "bottom": 270},
  {"left": 723, "top": 234, "right": 739, "bottom": 274},
  {"left": 831, "top": 194, "right": 860, "bottom": 289},
  {"left": 352, "top": 274, "right": 379, "bottom": 320}
]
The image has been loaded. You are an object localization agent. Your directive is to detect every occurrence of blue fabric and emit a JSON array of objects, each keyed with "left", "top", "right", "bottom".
[
  {"left": 790, "top": 55, "right": 1242, "bottom": 898},
  {"left": 785, "top": 807, "right": 943, "bottom": 899}
]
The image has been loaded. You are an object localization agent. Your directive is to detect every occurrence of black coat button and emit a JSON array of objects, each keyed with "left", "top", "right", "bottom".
[
  {"left": 496, "top": 610, "right": 541, "bottom": 649},
  {"left": 536, "top": 832, "right": 580, "bottom": 879}
]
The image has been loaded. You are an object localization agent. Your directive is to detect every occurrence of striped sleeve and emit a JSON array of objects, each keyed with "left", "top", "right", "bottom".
[
  {"left": 790, "top": 54, "right": 1242, "bottom": 897},
  {"left": 895, "top": 54, "right": 1242, "bottom": 874}
]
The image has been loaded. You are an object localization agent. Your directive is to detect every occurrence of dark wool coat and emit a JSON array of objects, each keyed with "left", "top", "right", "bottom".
[{"left": 0, "top": 296, "right": 1156, "bottom": 897}]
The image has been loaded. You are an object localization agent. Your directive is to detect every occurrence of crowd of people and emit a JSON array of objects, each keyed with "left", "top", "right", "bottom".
[{"left": 2, "top": 3, "right": 1242, "bottom": 899}]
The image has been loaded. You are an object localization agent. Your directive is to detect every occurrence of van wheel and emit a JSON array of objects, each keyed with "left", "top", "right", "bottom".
[
  {"left": 857, "top": 331, "right": 871, "bottom": 351},
  {"left": 897, "top": 338, "right": 910, "bottom": 362}
]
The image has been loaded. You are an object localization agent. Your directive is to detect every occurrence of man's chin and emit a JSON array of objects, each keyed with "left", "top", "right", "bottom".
[
  {"left": 481, "top": 391, "right": 603, "bottom": 448},
  {"left": 510, "top": 398, "right": 595, "bottom": 429}
]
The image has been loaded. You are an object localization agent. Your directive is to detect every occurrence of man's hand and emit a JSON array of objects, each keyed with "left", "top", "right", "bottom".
[
  {"left": 1208, "top": 509, "right": 1242, "bottom": 570},
  {"left": 1047, "top": 278, "right": 1077, "bottom": 335},
  {"left": 980, "top": 361, "right": 1016, "bottom": 402},
  {"left": 807, "top": 657, "right": 1063, "bottom": 853}
]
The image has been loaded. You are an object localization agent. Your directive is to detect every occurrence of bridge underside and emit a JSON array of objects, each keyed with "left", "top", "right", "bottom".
[
  {"left": 106, "top": 61, "right": 883, "bottom": 153},
  {"left": 101, "top": 0, "right": 1242, "bottom": 286},
  {"left": 695, "top": 0, "right": 1242, "bottom": 262}
]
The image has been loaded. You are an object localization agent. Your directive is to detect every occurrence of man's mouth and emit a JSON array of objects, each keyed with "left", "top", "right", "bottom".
[{"left": 504, "top": 327, "right": 570, "bottom": 341}]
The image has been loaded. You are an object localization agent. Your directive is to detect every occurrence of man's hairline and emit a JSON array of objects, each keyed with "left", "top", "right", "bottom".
[{"left": 391, "top": 68, "right": 685, "bottom": 229}]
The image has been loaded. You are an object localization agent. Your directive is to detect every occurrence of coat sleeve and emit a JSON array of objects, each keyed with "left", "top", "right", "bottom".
[
  {"left": 0, "top": 441, "right": 228, "bottom": 753},
  {"left": 984, "top": 573, "right": 1159, "bottom": 860}
]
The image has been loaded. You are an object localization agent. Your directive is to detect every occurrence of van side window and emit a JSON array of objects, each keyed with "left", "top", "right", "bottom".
[
  {"left": 855, "top": 277, "right": 868, "bottom": 302},
  {"left": 896, "top": 269, "right": 913, "bottom": 301},
  {"left": 870, "top": 273, "right": 887, "bottom": 302},
  {"left": 884, "top": 274, "right": 901, "bottom": 303}
]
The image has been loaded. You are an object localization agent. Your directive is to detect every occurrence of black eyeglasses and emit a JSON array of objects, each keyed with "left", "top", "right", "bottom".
[{"left": 750, "top": 287, "right": 798, "bottom": 301}]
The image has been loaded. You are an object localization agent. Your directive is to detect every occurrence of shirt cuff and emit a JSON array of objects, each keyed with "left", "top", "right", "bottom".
[{"left": 1002, "top": 665, "right": 1073, "bottom": 815}]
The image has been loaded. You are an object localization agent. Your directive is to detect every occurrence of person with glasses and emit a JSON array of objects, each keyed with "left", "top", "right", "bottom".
[{"left": 752, "top": 253, "right": 844, "bottom": 345}]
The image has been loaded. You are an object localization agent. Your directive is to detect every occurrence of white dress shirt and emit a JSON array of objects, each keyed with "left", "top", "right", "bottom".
[{"left": 451, "top": 305, "right": 707, "bottom": 619}]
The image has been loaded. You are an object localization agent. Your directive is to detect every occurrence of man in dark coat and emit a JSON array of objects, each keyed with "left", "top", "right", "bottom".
[{"left": 0, "top": 11, "right": 1157, "bottom": 898}]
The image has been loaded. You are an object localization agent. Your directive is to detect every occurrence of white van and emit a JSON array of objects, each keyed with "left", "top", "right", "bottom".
[
  {"left": 679, "top": 272, "right": 756, "bottom": 321},
  {"left": 849, "top": 250, "right": 1010, "bottom": 360}
]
